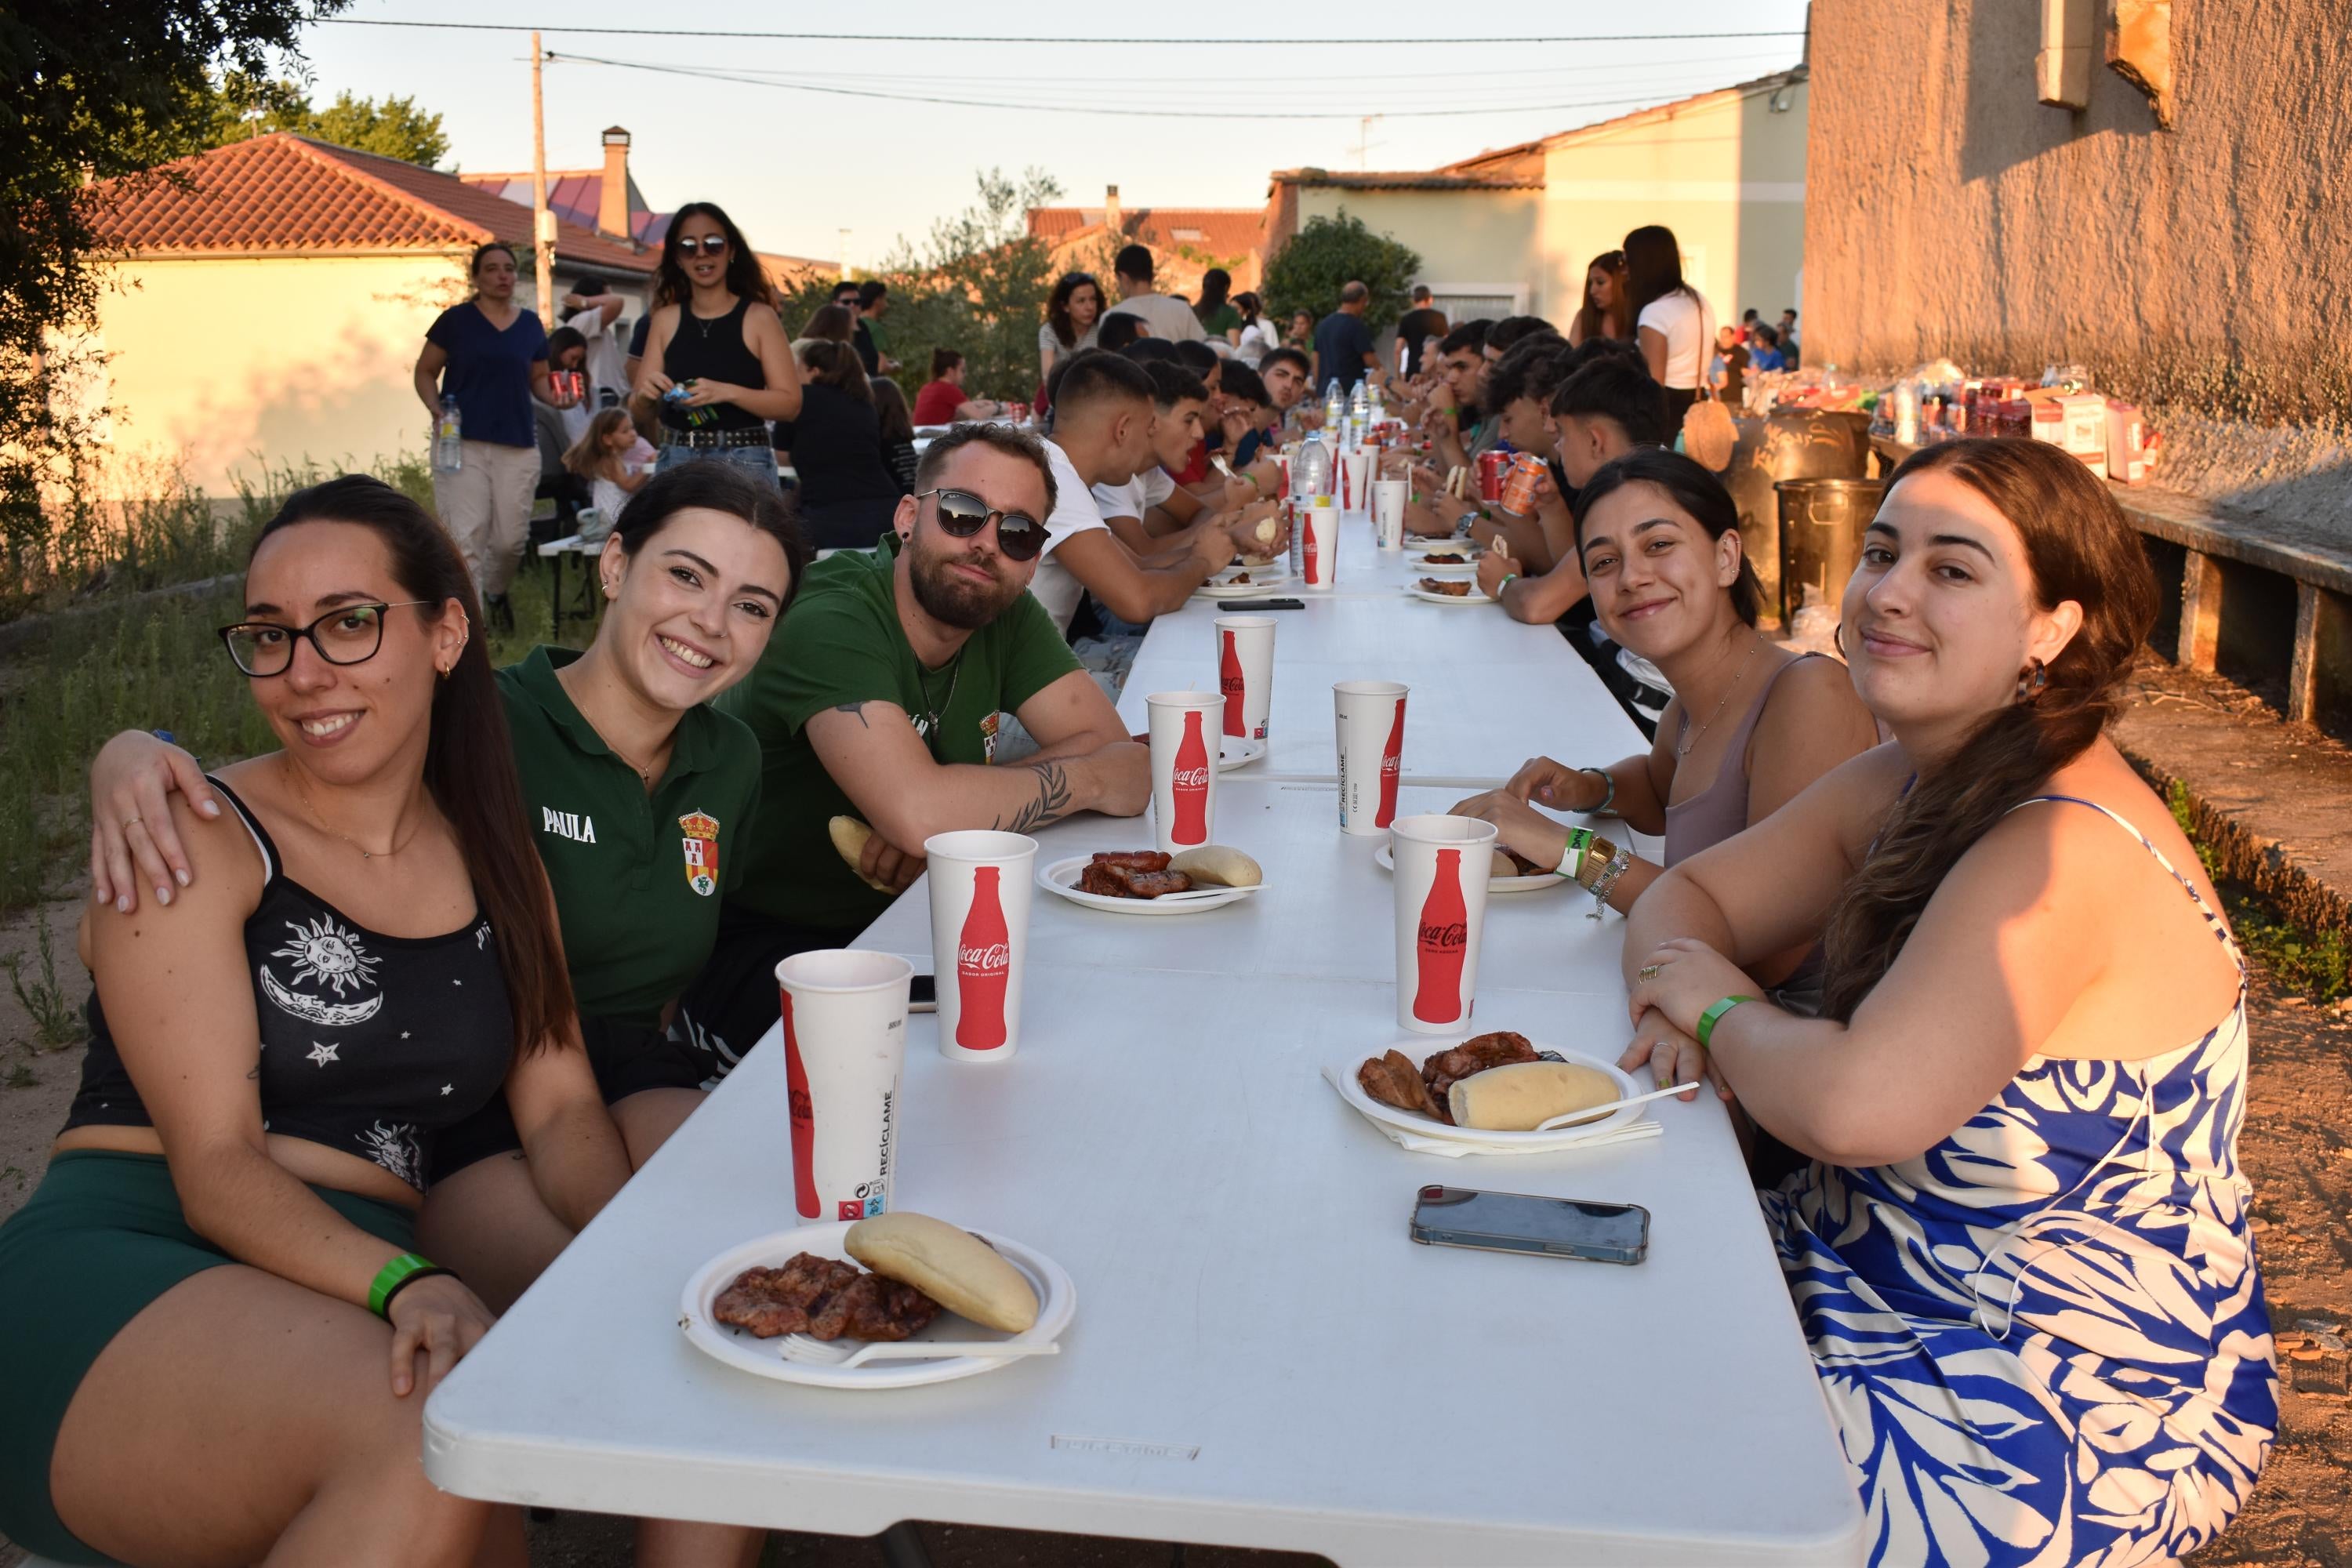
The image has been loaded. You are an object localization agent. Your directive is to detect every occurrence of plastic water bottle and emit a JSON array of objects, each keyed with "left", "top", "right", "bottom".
[
  {"left": 1291, "top": 431, "right": 1331, "bottom": 575},
  {"left": 1323, "top": 379, "right": 1345, "bottom": 435},
  {"left": 433, "top": 395, "right": 463, "bottom": 473},
  {"left": 1350, "top": 379, "right": 1370, "bottom": 420}
]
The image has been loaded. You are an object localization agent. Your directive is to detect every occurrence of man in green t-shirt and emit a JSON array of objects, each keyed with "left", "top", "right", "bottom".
[{"left": 680, "top": 423, "right": 1150, "bottom": 1062}]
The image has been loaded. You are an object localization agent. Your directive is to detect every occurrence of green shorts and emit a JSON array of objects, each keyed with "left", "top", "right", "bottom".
[{"left": 0, "top": 1150, "right": 416, "bottom": 1566}]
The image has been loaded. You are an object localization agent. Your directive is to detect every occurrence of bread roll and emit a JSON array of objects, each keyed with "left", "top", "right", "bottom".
[
  {"left": 1253, "top": 515, "right": 1279, "bottom": 546},
  {"left": 1167, "top": 844, "right": 1262, "bottom": 887},
  {"left": 1447, "top": 1061, "right": 1621, "bottom": 1131},
  {"left": 827, "top": 816, "right": 896, "bottom": 894},
  {"left": 846, "top": 1213, "right": 1040, "bottom": 1332}
]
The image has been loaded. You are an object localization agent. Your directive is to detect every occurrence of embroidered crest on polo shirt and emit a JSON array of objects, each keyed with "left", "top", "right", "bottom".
[
  {"left": 680, "top": 809, "right": 720, "bottom": 897},
  {"left": 542, "top": 806, "right": 597, "bottom": 843}
]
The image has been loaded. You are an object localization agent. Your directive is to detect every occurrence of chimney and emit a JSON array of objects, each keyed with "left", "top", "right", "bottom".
[
  {"left": 1104, "top": 183, "right": 1122, "bottom": 236},
  {"left": 599, "top": 127, "right": 632, "bottom": 238}
]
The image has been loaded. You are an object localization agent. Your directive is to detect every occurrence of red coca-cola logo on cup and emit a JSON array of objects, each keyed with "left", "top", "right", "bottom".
[
  {"left": 1418, "top": 920, "right": 1468, "bottom": 950},
  {"left": 1171, "top": 765, "right": 1211, "bottom": 789}
]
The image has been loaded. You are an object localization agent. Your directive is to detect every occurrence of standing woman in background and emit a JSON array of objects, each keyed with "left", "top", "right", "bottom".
[
  {"left": 774, "top": 341, "right": 904, "bottom": 551},
  {"left": 1567, "top": 249, "right": 1631, "bottom": 347},
  {"left": 872, "top": 377, "right": 920, "bottom": 495},
  {"left": 1193, "top": 267, "right": 1243, "bottom": 345},
  {"left": 1232, "top": 292, "right": 1278, "bottom": 367},
  {"left": 1624, "top": 224, "right": 1716, "bottom": 425},
  {"left": 632, "top": 201, "right": 802, "bottom": 488},
  {"left": 413, "top": 241, "right": 579, "bottom": 629},
  {"left": 1039, "top": 270, "right": 1104, "bottom": 390}
]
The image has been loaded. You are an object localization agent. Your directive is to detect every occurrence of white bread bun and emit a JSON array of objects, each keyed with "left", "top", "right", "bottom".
[
  {"left": 827, "top": 816, "right": 896, "bottom": 893},
  {"left": 1254, "top": 515, "right": 1279, "bottom": 546},
  {"left": 846, "top": 1212, "right": 1040, "bottom": 1332},
  {"left": 1447, "top": 1060, "right": 1621, "bottom": 1131},
  {"left": 1167, "top": 844, "right": 1262, "bottom": 887}
]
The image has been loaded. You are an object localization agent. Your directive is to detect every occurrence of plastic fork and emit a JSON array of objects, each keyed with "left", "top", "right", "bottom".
[
  {"left": 778, "top": 1334, "right": 1061, "bottom": 1369},
  {"left": 1530, "top": 1081, "right": 1701, "bottom": 1132}
]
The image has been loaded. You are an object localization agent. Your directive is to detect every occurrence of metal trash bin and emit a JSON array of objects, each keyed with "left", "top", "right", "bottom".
[
  {"left": 1774, "top": 478, "right": 1886, "bottom": 626},
  {"left": 1725, "top": 410, "right": 1872, "bottom": 628}
]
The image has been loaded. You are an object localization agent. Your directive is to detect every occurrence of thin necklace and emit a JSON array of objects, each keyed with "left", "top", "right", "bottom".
[
  {"left": 286, "top": 759, "right": 420, "bottom": 861},
  {"left": 1675, "top": 634, "right": 1765, "bottom": 760},
  {"left": 557, "top": 661, "right": 665, "bottom": 786},
  {"left": 915, "top": 652, "right": 963, "bottom": 750}
]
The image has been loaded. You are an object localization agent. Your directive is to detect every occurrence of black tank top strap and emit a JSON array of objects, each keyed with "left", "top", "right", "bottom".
[
  {"left": 660, "top": 295, "right": 767, "bottom": 430},
  {"left": 202, "top": 772, "right": 281, "bottom": 884}
]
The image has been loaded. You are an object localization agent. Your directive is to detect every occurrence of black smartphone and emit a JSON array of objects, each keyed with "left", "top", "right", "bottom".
[
  {"left": 908, "top": 975, "right": 936, "bottom": 1013},
  {"left": 1408, "top": 1185, "right": 1649, "bottom": 1265},
  {"left": 1221, "top": 597, "right": 1305, "bottom": 611}
]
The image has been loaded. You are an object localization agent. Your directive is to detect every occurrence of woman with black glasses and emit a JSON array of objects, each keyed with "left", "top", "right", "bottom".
[{"left": 631, "top": 201, "right": 802, "bottom": 487}]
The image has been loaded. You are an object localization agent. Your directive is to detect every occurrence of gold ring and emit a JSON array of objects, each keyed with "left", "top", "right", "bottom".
[
  {"left": 1637, "top": 963, "right": 1663, "bottom": 979},
  {"left": 123, "top": 815, "right": 142, "bottom": 829}
]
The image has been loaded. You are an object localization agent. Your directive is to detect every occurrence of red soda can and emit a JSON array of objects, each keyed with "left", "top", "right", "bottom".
[{"left": 1476, "top": 450, "right": 1504, "bottom": 502}]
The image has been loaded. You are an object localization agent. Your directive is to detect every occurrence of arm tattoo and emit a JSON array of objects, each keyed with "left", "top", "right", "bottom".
[
  {"left": 996, "top": 762, "right": 1073, "bottom": 836},
  {"left": 833, "top": 702, "right": 871, "bottom": 728}
]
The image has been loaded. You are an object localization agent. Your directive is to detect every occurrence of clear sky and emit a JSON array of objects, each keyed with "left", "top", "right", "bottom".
[{"left": 294, "top": 0, "right": 1810, "bottom": 268}]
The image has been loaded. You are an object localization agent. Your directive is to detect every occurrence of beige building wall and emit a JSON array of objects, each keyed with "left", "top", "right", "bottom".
[
  {"left": 1802, "top": 0, "right": 2350, "bottom": 416},
  {"left": 1294, "top": 187, "right": 1544, "bottom": 313},
  {"left": 1533, "top": 80, "right": 1809, "bottom": 327},
  {"left": 91, "top": 252, "right": 473, "bottom": 495}
]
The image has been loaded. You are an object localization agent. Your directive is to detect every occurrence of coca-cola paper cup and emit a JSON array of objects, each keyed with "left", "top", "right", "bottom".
[
  {"left": 1213, "top": 615, "right": 1276, "bottom": 742},
  {"left": 1388, "top": 814, "right": 1500, "bottom": 1034},
  {"left": 775, "top": 949, "right": 913, "bottom": 1223},
  {"left": 1372, "top": 478, "right": 1407, "bottom": 550},
  {"left": 1299, "top": 496, "right": 1341, "bottom": 591},
  {"left": 1341, "top": 449, "right": 1373, "bottom": 513},
  {"left": 922, "top": 829, "right": 1037, "bottom": 1061},
  {"left": 1333, "top": 680, "right": 1406, "bottom": 836},
  {"left": 1145, "top": 690, "right": 1223, "bottom": 853}
]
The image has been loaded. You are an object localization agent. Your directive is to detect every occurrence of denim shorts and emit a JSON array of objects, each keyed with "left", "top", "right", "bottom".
[{"left": 655, "top": 441, "right": 781, "bottom": 488}]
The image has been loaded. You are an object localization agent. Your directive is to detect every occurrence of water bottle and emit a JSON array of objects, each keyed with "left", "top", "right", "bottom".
[
  {"left": 1349, "top": 379, "right": 1370, "bottom": 419},
  {"left": 1291, "top": 432, "right": 1331, "bottom": 576},
  {"left": 1323, "top": 379, "right": 1345, "bottom": 435},
  {"left": 433, "top": 395, "right": 463, "bottom": 473}
]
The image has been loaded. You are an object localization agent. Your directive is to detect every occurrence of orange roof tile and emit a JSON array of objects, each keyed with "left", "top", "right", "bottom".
[
  {"left": 1026, "top": 205, "right": 1265, "bottom": 260},
  {"left": 93, "top": 133, "right": 655, "bottom": 274}
]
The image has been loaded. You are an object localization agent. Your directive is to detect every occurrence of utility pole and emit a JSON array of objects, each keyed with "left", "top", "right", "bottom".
[{"left": 530, "top": 31, "right": 556, "bottom": 328}]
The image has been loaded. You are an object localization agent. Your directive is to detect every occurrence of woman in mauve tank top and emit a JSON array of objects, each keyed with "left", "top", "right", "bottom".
[
  {"left": 1450, "top": 450, "right": 1878, "bottom": 998},
  {"left": 630, "top": 201, "right": 802, "bottom": 488}
]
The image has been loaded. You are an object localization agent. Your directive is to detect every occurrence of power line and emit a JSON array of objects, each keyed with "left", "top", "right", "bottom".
[
  {"left": 550, "top": 52, "right": 1782, "bottom": 120},
  {"left": 320, "top": 16, "right": 1806, "bottom": 45}
]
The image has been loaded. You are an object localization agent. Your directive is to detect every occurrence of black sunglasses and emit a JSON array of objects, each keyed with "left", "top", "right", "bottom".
[
  {"left": 673, "top": 236, "right": 730, "bottom": 257},
  {"left": 917, "top": 488, "right": 1047, "bottom": 561},
  {"left": 218, "top": 601, "right": 436, "bottom": 677}
]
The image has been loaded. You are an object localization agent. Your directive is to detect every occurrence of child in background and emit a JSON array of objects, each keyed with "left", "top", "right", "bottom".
[
  {"left": 1711, "top": 325, "right": 1750, "bottom": 407},
  {"left": 563, "top": 408, "right": 656, "bottom": 536}
]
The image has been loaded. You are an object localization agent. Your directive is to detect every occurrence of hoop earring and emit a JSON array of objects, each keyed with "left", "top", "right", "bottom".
[
  {"left": 1833, "top": 621, "right": 1847, "bottom": 656},
  {"left": 2016, "top": 658, "right": 2048, "bottom": 702}
]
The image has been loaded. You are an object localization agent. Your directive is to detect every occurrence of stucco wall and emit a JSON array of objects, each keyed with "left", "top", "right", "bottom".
[
  {"left": 1294, "top": 187, "right": 1544, "bottom": 313},
  {"left": 91, "top": 252, "right": 474, "bottom": 494},
  {"left": 1803, "top": 0, "right": 2352, "bottom": 422},
  {"left": 1534, "top": 82, "right": 1809, "bottom": 326}
]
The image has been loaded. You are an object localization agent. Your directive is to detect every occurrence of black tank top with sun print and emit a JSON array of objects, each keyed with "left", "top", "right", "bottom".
[{"left": 64, "top": 777, "right": 514, "bottom": 1191}]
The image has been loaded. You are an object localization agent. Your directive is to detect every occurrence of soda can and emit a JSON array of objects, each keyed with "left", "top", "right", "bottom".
[
  {"left": 1476, "top": 449, "right": 1505, "bottom": 502},
  {"left": 1500, "top": 452, "right": 1546, "bottom": 514}
]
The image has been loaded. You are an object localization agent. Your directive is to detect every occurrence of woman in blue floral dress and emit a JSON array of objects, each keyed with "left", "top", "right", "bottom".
[{"left": 1617, "top": 436, "right": 2276, "bottom": 1567}]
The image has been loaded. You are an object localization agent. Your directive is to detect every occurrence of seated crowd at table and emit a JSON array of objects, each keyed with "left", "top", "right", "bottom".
[{"left": 0, "top": 198, "right": 2275, "bottom": 1568}]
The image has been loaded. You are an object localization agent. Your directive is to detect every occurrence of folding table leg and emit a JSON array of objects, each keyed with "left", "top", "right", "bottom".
[{"left": 878, "top": 1521, "right": 935, "bottom": 1568}]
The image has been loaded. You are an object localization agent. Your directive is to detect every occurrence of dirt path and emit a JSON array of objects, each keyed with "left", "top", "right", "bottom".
[{"left": 2, "top": 895, "right": 2345, "bottom": 1566}]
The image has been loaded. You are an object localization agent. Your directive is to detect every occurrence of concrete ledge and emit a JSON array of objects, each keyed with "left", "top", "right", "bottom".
[{"left": 2115, "top": 661, "right": 2352, "bottom": 936}]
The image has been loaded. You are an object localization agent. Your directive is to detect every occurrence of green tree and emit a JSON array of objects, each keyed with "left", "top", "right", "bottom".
[
  {"left": 204, "top": 69, "right": 449, "bottom": 167},
  {"left": 873, "top": 167, "right": 1065, "bottom": 402},
  {"left": 2, "top": 0, "right": 344, "bottom": 608},
  {"left": 1261, "top": 209, "right": 1423, "bottom": 337}
]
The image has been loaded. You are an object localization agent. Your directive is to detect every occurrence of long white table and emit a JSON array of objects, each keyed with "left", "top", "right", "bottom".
[{"left": 423, "top": 502, "right": 1867, "bottom": 1563}]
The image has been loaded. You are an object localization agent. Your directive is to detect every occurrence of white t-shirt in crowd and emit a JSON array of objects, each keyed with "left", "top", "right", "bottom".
[
  {"left": 1031, "top": 440, "right": 1113, "bottom": 632},
  {"left": 1234, "top": 320, "right": 1280, "bottom": 367},
  {"left": 1102, "top": 292, "right": 1206, "bottom": 343},
  {"left": 1089, "top": 466, "right": 1177, "bottom": 524},
  {"left": 565, "top": 305, "right": 631, "bottom": 405},
  {"left": 1635, "top": 289, "right": 1718, "bottom": 391}
]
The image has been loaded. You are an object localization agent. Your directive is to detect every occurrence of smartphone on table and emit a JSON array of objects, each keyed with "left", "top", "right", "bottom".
[{"left": 1409, "top": 1185, "right": 1649, "bottom": 1265}]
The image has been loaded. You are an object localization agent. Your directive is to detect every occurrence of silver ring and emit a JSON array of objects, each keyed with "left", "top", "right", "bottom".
[
  {"left": 1637, "top": 963, "right": 1662, "bottom": 980},
  {"left": 123, "top": 815, "right": 143, "bottom": 829}
]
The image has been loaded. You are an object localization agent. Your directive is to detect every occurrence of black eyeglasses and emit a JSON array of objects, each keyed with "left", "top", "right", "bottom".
[
  {"left": 917, "top": 488, "right": 1048, "bottom": 561},
  {"left": 673, "top": 236, "right": 730, "bottom": 257},
  {"left": 218, "top": 602, "right": 434, "bottom": 677}
]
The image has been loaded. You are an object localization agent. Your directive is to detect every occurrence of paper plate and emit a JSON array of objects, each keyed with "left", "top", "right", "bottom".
[
  {"left": 1330, "top": 1040, "right": 1647, "bottom": 1152},
  {"left": 1407, "top": 556, "right": 1480, "bottom": 579},
  {"left": 1407, "top": 582, "right": 1494, "bottom": 606},
  {"left": 1036, "top": 855, "right": 1262, "bottom": 915},
  {"left": 1218, "top": 737, "right": 1267, "bottom": 772},
  {"left": 1374, "top": 839, "right": 1566, "bottom": 895},
  {"left": 1196, "top": 566, "right": 1292, "bottom": 599},
  {"left": 680, "top": 1221, "right": 1076, "bottom": 1390}
]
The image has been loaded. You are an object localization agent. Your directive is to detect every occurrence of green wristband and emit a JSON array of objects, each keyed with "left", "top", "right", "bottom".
[
  {"left": 1496, "top": 572, "right": 1519, "bottom": 596},
  {"left": 368, "top": 1252, "right": 442, "bottom": 1319},
  {"left": 1695, "top": 995, "right": 1756, "bottom": 1050},
  {"left": 1554, "top": 825, "right": 1595, "bottom": 877}
]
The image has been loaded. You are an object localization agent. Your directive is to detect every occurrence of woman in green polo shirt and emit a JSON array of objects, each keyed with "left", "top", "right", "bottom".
[{"left": 87, "top": 463, "right": 805, "bottom": 1319}]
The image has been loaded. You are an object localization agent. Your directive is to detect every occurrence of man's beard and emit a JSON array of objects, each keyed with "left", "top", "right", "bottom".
[{"left": 908, "top": 534, "right": 1023, "bottom": 630}]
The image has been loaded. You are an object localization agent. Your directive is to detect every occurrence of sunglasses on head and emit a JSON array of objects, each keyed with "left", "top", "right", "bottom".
[
  {"left": 917, "top": 488, "right": 1047, "bottom": 561},
  {"left": 673, "top": 235, "right": 730, "bottom": 257}
]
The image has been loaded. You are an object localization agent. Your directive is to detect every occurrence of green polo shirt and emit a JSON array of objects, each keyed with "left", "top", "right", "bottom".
[
  {"left": 718, "top": 532, "right": 1081, "bottom": 935},
  {"left": 499, "top": 645, "right": 764, "bottom": 1029}
]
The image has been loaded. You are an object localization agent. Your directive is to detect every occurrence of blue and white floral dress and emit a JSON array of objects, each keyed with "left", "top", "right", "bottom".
[{"left": 1760, "top": 797, "right": 2277, "bottom": 1568}]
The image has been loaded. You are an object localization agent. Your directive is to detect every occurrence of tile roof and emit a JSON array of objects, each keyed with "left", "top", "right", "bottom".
[
  {"left": 1025, "top": 205, "right": 1265, "bottom": 260},
  {"left": 1266, "top": 169, "right": 1544, "bottom": 192},
  {"left": 92, "top": 133, "right": 655, "bottom": 274},
  {"left": 460, "top": 169, "right": 670, "bottom": 246}
]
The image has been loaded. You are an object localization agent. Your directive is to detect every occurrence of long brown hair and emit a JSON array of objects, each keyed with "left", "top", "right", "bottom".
[
  {"left": 252, "top": 477, "right": 577, "bottom": 1054},
  {"left": 654, "top": 200, "right": 775, "bottom": 310},
  {"left": 1819, "top": 439, "right": 2158, "bottom": 1021},
  {"left": 1571, "top": 249, "right": 1628, "bottom": 342},
  {"left": 799, "top": 338, "right": 873, "bottom": 404}
]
